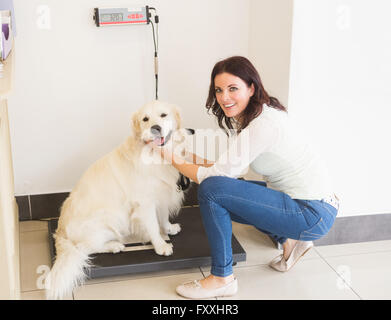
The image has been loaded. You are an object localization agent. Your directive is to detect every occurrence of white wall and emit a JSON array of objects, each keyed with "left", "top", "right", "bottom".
[
  {"left": 288, "top": 0, "right": 391, "bottom": 217},
  {"left": 10, "top": 0, "right": 390, "bottom": 219},
  {"left": 249, "top": 0, "right": 293, "bottom": 107},
  {"left": 244, "top": 0, "right": 293, "bottom": 181},
  {"left": 9, "top": 0, "right": 250, "bottom": 195}
]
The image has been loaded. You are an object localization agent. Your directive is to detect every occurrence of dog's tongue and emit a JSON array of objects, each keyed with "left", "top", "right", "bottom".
[{"left": 154, "top": 136, "right": 165, "bottom": 146}]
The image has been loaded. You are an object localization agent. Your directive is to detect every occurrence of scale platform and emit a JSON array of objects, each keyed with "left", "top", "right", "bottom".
[{"left": 48, "top": 207, "right": 246, "bottom": 279}]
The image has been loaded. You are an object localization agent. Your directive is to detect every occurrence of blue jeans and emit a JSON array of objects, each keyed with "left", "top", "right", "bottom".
[{"left": 198, "top": 176, "right": 338, "bottom": 277}]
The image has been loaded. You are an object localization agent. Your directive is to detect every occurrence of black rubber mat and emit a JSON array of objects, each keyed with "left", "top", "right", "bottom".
[{"left": 48, "top": 207, "right": 246, "bottom": 278}]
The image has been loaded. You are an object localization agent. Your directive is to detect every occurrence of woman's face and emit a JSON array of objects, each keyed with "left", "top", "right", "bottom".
[{"left": 214, "top": 72, "right": 255, "bottom": 119}]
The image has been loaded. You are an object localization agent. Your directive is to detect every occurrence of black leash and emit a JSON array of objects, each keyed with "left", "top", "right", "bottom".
[{"left": 177, "top": 174, "right": 191, "bottom": 192}]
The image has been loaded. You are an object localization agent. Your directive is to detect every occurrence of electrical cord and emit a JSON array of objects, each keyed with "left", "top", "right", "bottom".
[
  {"left": 150, "top": 19, "right": 158, "bottom": 53},
  {"left": 148, "top": 8, "right": 159, "bottom": 100},
  {"left": 147, "top": 8, "right": 189, "bottom": 188}
]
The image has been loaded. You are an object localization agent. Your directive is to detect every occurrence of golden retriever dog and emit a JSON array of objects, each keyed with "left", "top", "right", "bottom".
[{"left": 45, "top": 100, "right": 189, "bottom": 299}]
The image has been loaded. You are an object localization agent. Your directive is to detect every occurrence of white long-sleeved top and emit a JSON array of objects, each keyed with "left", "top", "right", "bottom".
[{"left": 197, "top": 104, "right": 334, "bottom": 200}]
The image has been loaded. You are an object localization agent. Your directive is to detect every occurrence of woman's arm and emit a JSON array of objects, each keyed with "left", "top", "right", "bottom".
[
  {"left": 196, "top": 118, "right": 279, "bottom": 184},
  {"left": 170, "top": 153, "right": 201, "bottom": 184},
  {"left": 162, "top": 151, "right": 214, "bottom": 184},
  {"left": 185, "top": 152, "right": 215, "bottom": 168},
  {"left": 152, "top": 117, "right": 278, "bottom": 184},
  {"left": 151, "top": 146, "right": 214, "bottom": 184}
]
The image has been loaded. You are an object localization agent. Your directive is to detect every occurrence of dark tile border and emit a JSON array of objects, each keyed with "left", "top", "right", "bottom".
[
  {"left": 29, "top": 192, "right": 70, "bottom": 220},
  {"left": 271, "top": 213, "right": 391, "bottom": 248},
  {"left": 314, "top": 213, "right": 391, "bottom": 246},
  {"left": 17, "top": 187, "right": 391, "bottom": 247},
  {"left": 15, "top": 196, "right": 30, "bottom": 221},
  {"left": 17, "top": 183, "right": 199, "bottom": 221}
]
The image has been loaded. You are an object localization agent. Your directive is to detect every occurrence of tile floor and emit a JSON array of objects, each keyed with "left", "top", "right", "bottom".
[{"left": 19, "top": 220, "right": 391, "bottom": 300}]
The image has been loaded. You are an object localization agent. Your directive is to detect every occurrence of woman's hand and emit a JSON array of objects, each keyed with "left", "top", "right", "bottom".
[{"left": 147, "top": 139, "right": 200, "bottom": 183}]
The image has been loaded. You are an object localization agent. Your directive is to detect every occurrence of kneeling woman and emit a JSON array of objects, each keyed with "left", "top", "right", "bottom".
[{"left": 150, "top": 56, "right": 339, "bottom": 299}]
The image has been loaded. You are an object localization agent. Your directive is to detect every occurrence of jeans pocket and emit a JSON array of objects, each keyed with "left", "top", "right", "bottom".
[{"left": 299, "top": 217, "right": 329, "bottom": 241}]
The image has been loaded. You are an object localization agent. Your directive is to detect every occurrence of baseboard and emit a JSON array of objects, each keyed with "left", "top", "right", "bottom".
[
  {"left": 272, "top": 213, "right": 391, "bottom": 248},
  {"left": 15, "top": 182, "right": 200, "bottom": 221},
  {"left": 314, "top": 213, "right": 391, "bottom": 246},
  {"left": 16, "top": 188, "right": 391, "bottom": 246}
]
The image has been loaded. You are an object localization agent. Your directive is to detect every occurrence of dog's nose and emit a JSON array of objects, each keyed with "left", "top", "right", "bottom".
[{"left": 151, "top": 125, "right": 162, "bottom": 135}]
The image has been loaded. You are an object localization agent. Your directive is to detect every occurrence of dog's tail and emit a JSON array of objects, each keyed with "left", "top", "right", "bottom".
[{"left": 45, "top": 234, "right": 91, "bottom": 300}]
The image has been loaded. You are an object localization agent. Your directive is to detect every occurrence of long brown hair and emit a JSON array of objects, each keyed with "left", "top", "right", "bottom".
[{"left": 205, "top": 56, "right": 287, "bottom": 135}]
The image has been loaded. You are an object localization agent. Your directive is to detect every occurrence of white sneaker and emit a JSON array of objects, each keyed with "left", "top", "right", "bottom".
[
  {"left": 269, "top": 241, "right": 314, "bottom": 272},
  {"left": 176, "top": 278, "right": 238, "bottom": 299}
]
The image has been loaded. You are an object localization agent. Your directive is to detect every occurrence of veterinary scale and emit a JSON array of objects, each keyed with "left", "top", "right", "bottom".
[{"left": 93, "top": 6, "right": 160, "bottom": 100}]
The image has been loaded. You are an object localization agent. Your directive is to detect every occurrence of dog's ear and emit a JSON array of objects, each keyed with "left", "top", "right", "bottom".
[
  {"left": 172, "top": 105, "right": 181, "bottom": 129},
  {"left": 131, "top": 111, "right": 140, "bottom": 137}
]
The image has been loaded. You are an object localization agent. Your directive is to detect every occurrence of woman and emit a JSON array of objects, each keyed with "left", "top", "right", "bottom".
[{"left": 150, "top": 56, "right": 339, "bottom": 299}]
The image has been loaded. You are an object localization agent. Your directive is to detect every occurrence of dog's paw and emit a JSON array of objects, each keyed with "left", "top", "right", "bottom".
[
  {"left": 154, "top": 242, "right": 173, "bottom": 256},
  {"left": 105, "top": 241, "right": 125, "bottom": 254},
  {"left": 165, "top": 223, "right": 181, "bottom": 236}
]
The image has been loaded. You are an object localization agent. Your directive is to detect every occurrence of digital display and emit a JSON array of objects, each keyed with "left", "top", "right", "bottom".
[
  {"left": 94, "top": 7, "right": 149, "bottom": 27},
  {"left": 101, "top": 13, "right": 123, "bottom": 22}
]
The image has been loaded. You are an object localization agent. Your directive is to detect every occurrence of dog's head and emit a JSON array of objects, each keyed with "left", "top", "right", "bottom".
[{"left": 131, "top": 100, "right": 182, "bottom": 146}]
